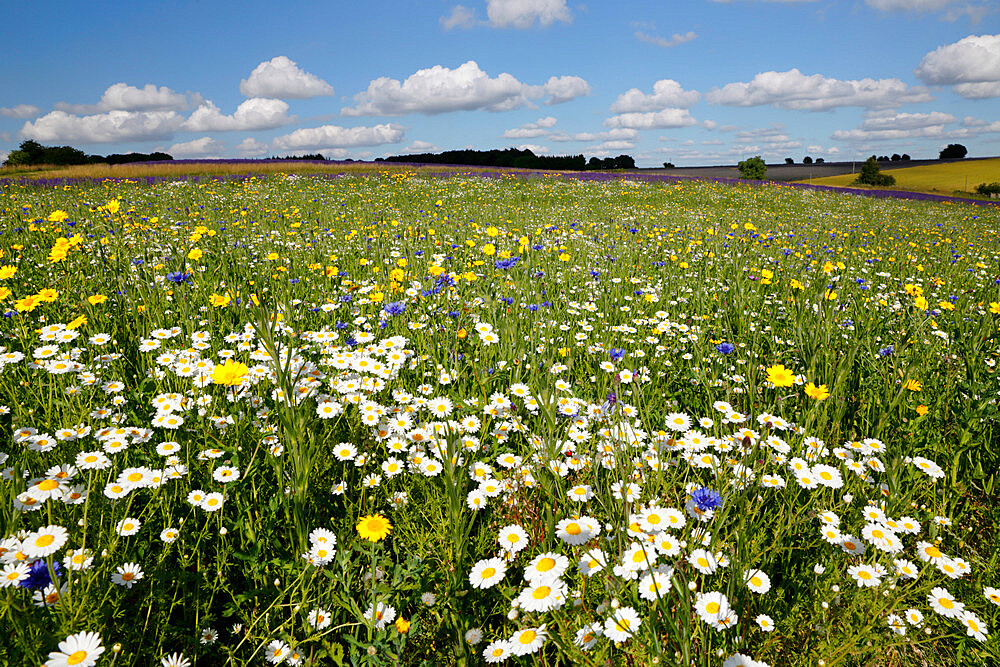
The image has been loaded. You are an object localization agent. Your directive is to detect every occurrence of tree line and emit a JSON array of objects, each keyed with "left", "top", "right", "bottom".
[
  {"left": 376, "top": 148, "right": 635, "bottom": 171},
  {"left": 3, "top": 140, "right": 172, "bottom": 167}
]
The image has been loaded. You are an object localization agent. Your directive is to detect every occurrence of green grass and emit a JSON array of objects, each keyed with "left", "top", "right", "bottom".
[
  {"left": 793, "top": 158, "right": 1000, "bottom": 196},
  {"left": 0, "top": 173, "right": 997, "bottom": 666}
]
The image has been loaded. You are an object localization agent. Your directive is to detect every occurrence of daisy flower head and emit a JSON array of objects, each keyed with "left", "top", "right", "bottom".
[
  {"left": 116, "top": 517, "right": 141, "bottom": 536},
  {"left": 959, "top": 610, "right": 989, "bottom": 643},
  {"left": 638, "top": 569, "right": 673, "bottom": 601},
  {"left": 517, "top": 579, "right": 568, "bottom": 613},
  {"left": 111, "top": 562, "right": 144, "bottom": 588},
  {"left": 524, "top": 552, "right": 570, "bottom": 583},
  {"left": 848, "top": 563, "right": 882, "bottom": 588},
  {"left": 1, "top": 562, "right": 30, "bottom": 588},
  {"left": 44, "top": 631, "right": 104, "bottom": 667},
  {"left": 695, "top": 591, "right": 731, "bottom": 625},
  {"left": 161, "top": 653, "right": 191, "bottom": 667},
  {"left": 604, "top": 606, "right": 641, "bottom": 644},
  {"left": 364, "top": 601, "right": 397, "bottom": 629},
  {"left": 555, "top": 516, "right": 598, "bottom": 546},
  {"left": 508, "top": 625, "right": 547, "bottom": 656},
  {"left": 469, "top": 557, "right": 507, "bottom": 589},
  {"left": 756, "top": 614, "right": 775, "bottom": 632},
  {"left": 483, "top": 640, "right": 512, "bottom": 663},
  {"left": 928, "top": 586, "right": 964, "bottom": 619},
  {"left": 744, "top": 569, "right": 771, "bottom": 594},
  {"left": 574, "top": 622, "right": 602, "bottom": 650},
  {"left": 265, "top": 640, "right": 290, "bottom": 664},
  {"left": 22, "top": 525, "right": 69, "bottom": 559},
  {"left": 308, "top": 607, "right": 332, "bottom": 630},
  {"left": 497, "top": 524, "right": 529, "bottom": 554}
]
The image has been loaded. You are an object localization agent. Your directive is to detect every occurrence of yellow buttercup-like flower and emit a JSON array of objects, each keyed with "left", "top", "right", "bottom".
[
  {"left": 357, "top": 514, "right": 392, "bottom": 542},
  {"left": 804, "top": 382, "right": 829, "bottom": 401},
  {"left": 766, "top": 364, "right": 796, "bottom": 388},
  {"left": 212, "top": 360, "right": 249, "bottom": 387}
]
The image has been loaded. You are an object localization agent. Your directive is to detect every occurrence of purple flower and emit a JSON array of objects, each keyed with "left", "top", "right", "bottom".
[
  {"left": 383, "top": 301, "right": 406, "bottom": 317},
  {"left": 716, "top": 342, "right": 735, "bottom": 355},
  {"left": 691, "top": 487, "right": 722, "bottom": 511},
  {"left": 609, "top": 348, "right": 626, "bottom": 362},
  {"left": 20, "top": 560, "right": 61, "bottom": 590}
]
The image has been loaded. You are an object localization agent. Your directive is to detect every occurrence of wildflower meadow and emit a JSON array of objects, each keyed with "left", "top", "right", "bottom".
[{"left": 0, "top": 171, "right": 998, "bottom": 666}]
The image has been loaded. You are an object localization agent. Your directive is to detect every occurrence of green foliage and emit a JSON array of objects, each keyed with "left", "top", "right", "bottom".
[
  {"left": 854, "top": 156, "right": 896, "bottom": 186},
  {"left": 975, "top": 181, "right": 1000, "bottom": 196},
  {"left": 939, "top": 144, "right": 968, "bottom": 159},
  {"left": 737, "top": 155, "right": 767, "bottom": 179},
  {"left": 2, "top": 139, "right": 172, "bottom": 167}
]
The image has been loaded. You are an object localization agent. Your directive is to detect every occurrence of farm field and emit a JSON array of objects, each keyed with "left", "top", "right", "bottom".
[
  {"left": 794, "top": 158, "right": 1000, "bottom": 196},
  {"left": 0, "top": 172, "right": 998, "bottom": 666}
]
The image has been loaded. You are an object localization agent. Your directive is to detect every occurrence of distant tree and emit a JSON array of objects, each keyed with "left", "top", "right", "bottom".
[
  {"left": 662, "top": 162, "right": 675, "bottom": 169},
  {"left": 891, "top": 153, "right": 901, "bottom": 162},
  {"left": 737, "top": 156, "right": 767, "bottom": 180},
  {"left": 901, "top": 154, "right": 911, "bottom": 161},
  {"left": 785, "top": 157, "right": 794, "bottom": 164},
  {"left": 975, "top": 182, "right": 1000, "bottom": 197},
  {"left": 613, "top": 154, "right": 635, "bottom": 169},
  {"left": 855, "top": 156, "right": 895, "bottom": 186},
  {"left": 939, "top": 144, "right": 967, "bottom": 159},
  {"left": 877, "top": 155, "right": 890, "bottom": 162},
  {"left": 815, "top": 157, "right": 825, "bottom": 163},
  {"left": 802, "top": 156, "right": 813, "bottom": 164},
  {"left": 587, "top": 157, "right": 602, "bottom": 169}
]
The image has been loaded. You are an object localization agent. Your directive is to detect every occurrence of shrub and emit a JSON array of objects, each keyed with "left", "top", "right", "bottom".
[
  {"left": 975, "top": 181, "right": 1000, "bottom": 197},
  {"left": 854, "top": 156, "right": 896, "bottom": 187},
  {"left": 737, "top": 156, "right": 767, "bottom": 180}
]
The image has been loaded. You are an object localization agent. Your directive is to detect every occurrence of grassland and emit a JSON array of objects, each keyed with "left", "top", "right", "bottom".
[
  {"left": 0, "top": 172, "right": 998, "bottom": 666},
  {"left": 793, "top": 157, "right": 1000, "bottom": 196},
  {"left": 0, "top": 160, "right": 516, "bottom": 181}
]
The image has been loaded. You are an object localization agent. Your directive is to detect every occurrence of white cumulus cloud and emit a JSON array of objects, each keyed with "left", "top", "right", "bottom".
[
  {"left": 0, "top": 104, "right": 41, "bottom": 119},
  {"left": 235, "top": 137, "right": 269, "bottom": 156},
  {"left": 603, "top": 109, "right": 699, "bottom": 130},
  {"left": 402, "top": 140, "right": 440, "bottom": 153},
  {"left": 915, "top": 34, "right": 1000, "bottom": 98},
  {"left": 56, "top": 83, "right": 189, "bottom": 114},
  {"left": 543, "top": 75, "right": 591, "bottom": 104},
  {"left": 860, "top": 110, "right": 957, "bottom": 130},
  {"left": 706, "top": 68, "right": 933, "bottom": 110},
  {"left": 272, "top": 123, "right": 406, "bottom": 150},
  {"left": 342, "top": 61, "right": 586, "bottom": 115},
  {"left": 550, "top": 128, "right": 637, "bottom": 142},
  {"left": 441, "top": 4, "right": 477, "bottom": 29},
  {"left": 486, "top": 0, "right": 571, "bottom": 28},
  {"left": 240, "top": 56, "right": 335, "bottom": 99},
  {"left": 167, "top": 137, "right": 226, "bottom": 158},
  {"left": 182, "top": 99, "right": 293, "bottom": 132},
  {"left": 634, "top": 31, "right": 697, "bottom": 48},
  {"left": 611, "top": 79, "right": 701, "bottom": 113},
  {"left": 866, "top": 0, "right": 961, "bottom": 10},
  {"left": 21, "top": 110, "right": 184, "bottom": 143},
  {"left": 503, "top": 116, "right": 558, "bottom": 138}
]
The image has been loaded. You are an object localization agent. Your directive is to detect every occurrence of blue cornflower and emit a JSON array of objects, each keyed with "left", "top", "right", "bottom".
[
  {"left": 716, "top": 342, "right": 735, "bottom": 355},
  {"left": 878, "top": 345, "right": 895, "bottom": 357},
  {"left": 691, "top": 487, "right": 723, "bottom": 512},
  {"left": 383, "top": 301, "right": 406, "bottom": 317},
  {"left": 20, "top": 560, "right": 61, "bottom": 590},
  {"left": 165, "top": 271, "right": 192, "bottom": 285},
  {"left": 609, "top": 348, "right": 626, "bottom": 362}
]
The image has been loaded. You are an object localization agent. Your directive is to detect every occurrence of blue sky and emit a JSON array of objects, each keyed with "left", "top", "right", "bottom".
[{"left": 2, "top": 0, "right": 999, "bottom": 167}]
